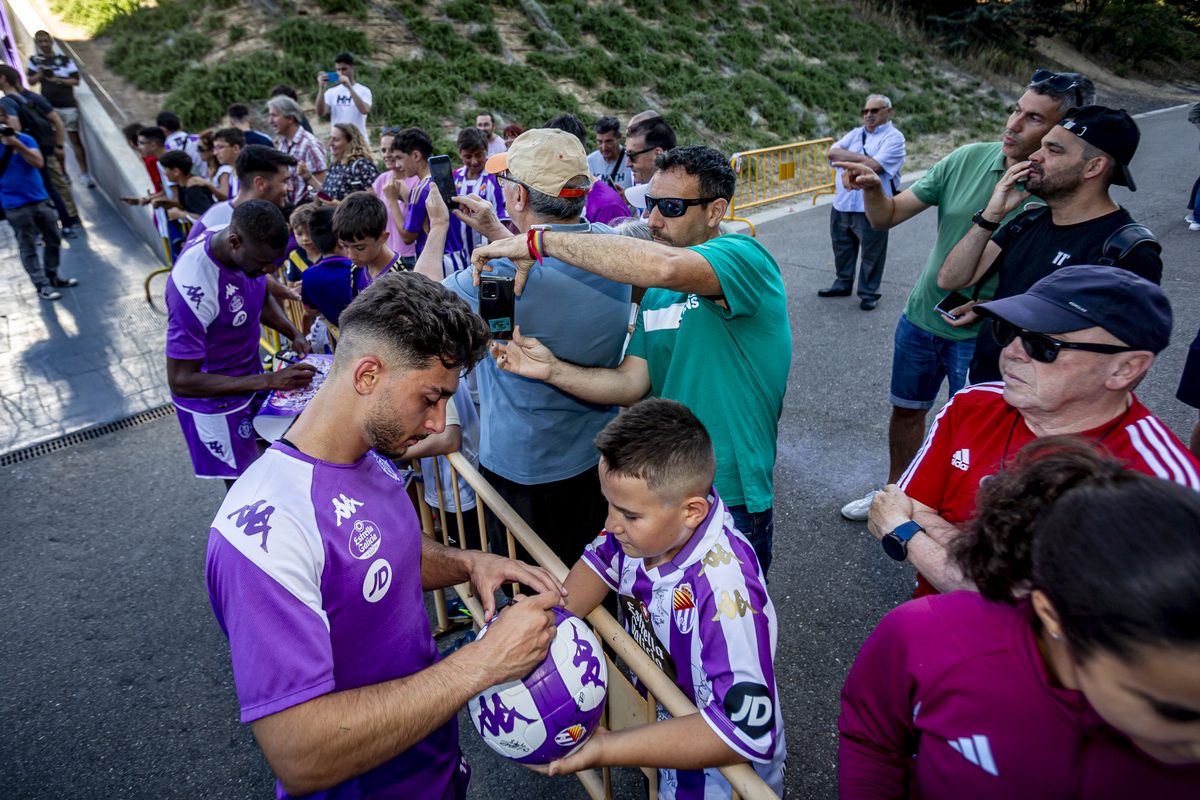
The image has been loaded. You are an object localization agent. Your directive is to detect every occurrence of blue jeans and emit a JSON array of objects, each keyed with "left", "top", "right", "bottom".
[
  {"left": 1190, "top": 174, "right": 1200, "bottom": 213},
  {"left": 889, "top": 313, "right": 975, "bottom": 410},
  {"left": 728, "top": 504, "right": 774, "bottom": 576}
]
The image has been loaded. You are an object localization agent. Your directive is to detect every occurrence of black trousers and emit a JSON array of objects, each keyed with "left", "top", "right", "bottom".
[
  {"left": 480, "top": 464, "right": 609, "bottom": 571},
  {"left": 830, "top": 208, "right": 889, "bottom": 300}
]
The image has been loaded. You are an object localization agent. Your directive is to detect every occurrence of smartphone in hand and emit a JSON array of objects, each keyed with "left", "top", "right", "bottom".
[
  {"left": 479, "top": 276, "right": 515, "bottom": 340},
  {"left": 936, "top": 290, "right": 972, "bottom": 321},
  {"left": 428, "top": 155, "right": 460, "bottom": 211}
]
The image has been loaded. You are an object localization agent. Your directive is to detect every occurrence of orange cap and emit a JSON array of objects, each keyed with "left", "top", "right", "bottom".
[{"left": 485, "top": 128, "right": 593, "bottom": 198}]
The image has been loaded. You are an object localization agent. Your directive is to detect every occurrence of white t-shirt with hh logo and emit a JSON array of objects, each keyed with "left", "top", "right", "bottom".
[{"left": 324, "top": 82, "right": 372, "bottom": 139}]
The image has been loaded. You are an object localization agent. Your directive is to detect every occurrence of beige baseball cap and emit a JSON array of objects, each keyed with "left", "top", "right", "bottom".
[{"left": 485, "top": 128, "right": 593, "bottom": 198}]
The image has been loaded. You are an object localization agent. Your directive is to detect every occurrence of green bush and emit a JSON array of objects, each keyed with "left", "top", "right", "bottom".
[
  {"left": 314, "top": 0, "right": 369, "bottom": 20},
  {"left": 50, "top": 0, "right": 143, "bottom": 35},
  {"left": 202, "top": 14, "right": 222, "bottom": 32},
  {"left": 166, "top": 51, "right": 303, "bottom": 130},
  {"left": 103, "top": 29, "right": 213, "bottom": 92},
  {"left": 469, "top": 26, "right": 504, "bottom": 55},
  {"left": 446, "top": 0, "right": 494, "bottom": 24},
  {"left": 228, "top": 24, "right": 247, "bottom": 42}
]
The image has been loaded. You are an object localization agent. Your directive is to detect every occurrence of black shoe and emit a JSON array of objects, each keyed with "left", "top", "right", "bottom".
[
  {"left": 817, "top": 286, "right": 852, "bottom": 297},
  {"left": 860, "top": 298, "right": 878, "bottom": 310},
  {"left": 49, "top": 276, "right": 78, "bottom": 288}
]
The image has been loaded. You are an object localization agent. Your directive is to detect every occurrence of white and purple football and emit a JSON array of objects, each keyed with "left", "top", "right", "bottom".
[{"left": 468, "top": 606, "right": 608, "bottom": 765}]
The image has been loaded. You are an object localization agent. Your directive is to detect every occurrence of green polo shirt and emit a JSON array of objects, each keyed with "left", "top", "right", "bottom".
[
  {"left": 903, "top": 142, "right": 1042, "bottom": 341},
  {"left": 625, "top": 234, "right": 791, "bottom": 513}
]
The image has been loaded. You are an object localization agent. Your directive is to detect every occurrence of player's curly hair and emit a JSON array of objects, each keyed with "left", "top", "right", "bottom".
[
  {"left": 336, "top": 271, "right": 490, "bottom": 374},
  {"left": 953, "top": 436, "right": 1200, "bottom": 659}
]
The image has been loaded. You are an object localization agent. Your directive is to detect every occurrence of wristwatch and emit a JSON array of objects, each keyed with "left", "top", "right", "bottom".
[
  {"left": 882, "top": 520, "right": 924, "bottom": 561},
  {"left": 972, "top": 208, "right": 1000, "bottom": 232}
]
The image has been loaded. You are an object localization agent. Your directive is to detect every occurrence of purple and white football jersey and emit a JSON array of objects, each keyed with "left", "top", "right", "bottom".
[
  {"left": 165, "top": 239, "right": 266, "bottom": 416},
  {"left": 182, "top": 199, "right": 235, "bottom": 250},
  {"left": 206, "top": 443, "right": 467, "bottom": 799},
  {"left": 453, "top": 168, "right": 508, "bottom": 259},
  {"left": 581, "top": 490, "right": 786, "bottom": 799}
]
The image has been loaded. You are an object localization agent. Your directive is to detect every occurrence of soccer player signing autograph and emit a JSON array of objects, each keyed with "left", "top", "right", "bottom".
[{"left": 546, "top": 399, "right": 786, "bottom": 797}]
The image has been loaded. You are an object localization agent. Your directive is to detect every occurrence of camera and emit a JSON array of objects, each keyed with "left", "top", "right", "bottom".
[
  {"left": 481, "top": 282, "right": 498, "bottom": 300},
  {"left": 0, "top": 125, "right": 14, "bottom": 138}
]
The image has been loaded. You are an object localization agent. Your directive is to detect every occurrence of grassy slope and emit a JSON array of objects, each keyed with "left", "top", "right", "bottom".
[{"left": 57, "top": 0, "right": 1014, "bottom": 161}]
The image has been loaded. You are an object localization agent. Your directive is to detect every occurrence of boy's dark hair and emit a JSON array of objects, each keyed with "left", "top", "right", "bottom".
[
  {"left": 158, "top": 149, "right": 193, "bottom": 173},
  {"left": 628, "top": 117, "right": 676, "bottom": 152},
  {"left": 137, "top": 126, "right": 166, "bottom": 146},
  {"left": 234, "top": 144, "right": 297, "bottom": 183},
  {"left": 333, "top": 191, "right": 388, "bottom": 242},
  {"left": 594, "top": 116, "right": 621, "bottom": 137},
  {"left": 122, "top": 121, "right": 144, "bottom": 145},
  {"left": 307, "top": 207, "right": 339, "bottom": 255},
  {"left": 269, "top": 84, "right": 298, "bottom": 100},
  {"left": 456, "top": 127, "right": 488, "bottom": 153},
  {"left": 156, "top": 111, "right": 182, "bottom": 132},
  {"left": 227, "top": 102, "right": 251, "bottom": 123},
  {"left": 594, "top": 398, "right": 716, "bottom": 506},
  {"left": 214, "top": 126, "right": 245, "bottom": 148},
  {"left": 544, "top": 113, "right": 588, "bottom": 149},
  {"left": 655, "top": 145, "right": 735, "bottom": 203},
  {"left": 392, "top": 126, "right": 433, "bottom": 160},
  {"left": 336, "top": 272, "right": 491, "bottom": 373},
  {"left": 230, "top": 198, "right": 289, "bottom": 249}
]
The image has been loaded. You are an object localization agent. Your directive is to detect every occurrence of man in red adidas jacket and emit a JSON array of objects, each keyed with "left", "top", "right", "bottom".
[{"left": 868, "top": 264, "right": 1199, "bottom": 596}]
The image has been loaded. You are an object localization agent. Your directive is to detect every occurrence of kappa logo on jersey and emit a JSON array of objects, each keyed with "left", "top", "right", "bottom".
[
  {"left": 699, "top": 544, "right": 744, "bottom": 576},
  {"left": 333, "top": 494, "right": 364, "bottom": 526},
  {"left": 951, "top": 448, "right": 970, "bottom": 471},
  {"left": 554, "top": 724, "right": 586, "bottom": 746},
  {"left": 362, "top": 557, "right": 392, "bottom": 602},
  {"left": 232, "top": 310, "right": 248, "bottom": 327},
  {"left": 1051, "top": 251, "right": 1071, "bottom": 266},
  {"left": 475, "top": 693, "right": 536, "bottom": 737},
  {"left": 184, "top": 284, "right": 204, "bottom": 309},
  {"left": 206, "top": 439, "right": 226, "bottom": 458},
  {"left": 948, "top": 734, "right": 999, "bottom": 777},
  {"left": 225, "top": 284, "right": 238, "bottom": 298},
  {"left": 349, "top": 518, "right": 381, "bottom": 560},
  {"left": 228, "top": 499, "right": 276, "bottom": 552},
  {"left": 712, "top": 589, "right": 758, "bottom": 621},
  {"left": 571, "top": 624, "right": 605, "bottom": 689},
  {"left": 229, "top": 294, "right": 245, "bottom": 313},
  {"left": 724, "top": 682, "right": 774, "bottom": 739},
  {"left": 673, "top": 583, "right": 696, "bottom": 634}
]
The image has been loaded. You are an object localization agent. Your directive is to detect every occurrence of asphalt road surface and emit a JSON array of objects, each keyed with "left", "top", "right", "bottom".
[{"left": 3, "top": 105, "right": 1198, "bottom": 799}]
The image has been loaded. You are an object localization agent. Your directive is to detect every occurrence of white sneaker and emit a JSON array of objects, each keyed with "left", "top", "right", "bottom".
[
  {"left": 80, "top": 173, "right": 96, "bottom": 188},
  {"left": 1186, "top": 214, "right": 1196, "bottom": 224},
  {"left": 841, "top": 490, "right": 879, "bottom": 521},
  {"left": 1191, "top": 222, "right": 1200, "bottom": 232}
]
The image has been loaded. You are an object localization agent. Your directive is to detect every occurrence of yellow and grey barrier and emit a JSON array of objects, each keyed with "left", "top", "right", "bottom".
[
  {"left": 412, "top": 451, "right": 779, "bottom": 800},
  {"left": 727, "top": 138, "right": 836, "bottom": 236}
]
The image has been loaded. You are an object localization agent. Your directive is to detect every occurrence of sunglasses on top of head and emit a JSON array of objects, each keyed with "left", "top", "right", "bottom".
[
  {"left": 1030, "top": 69, "right": 1083, "bottom": 110},
  {"left": 645, "top": 194, "right": 720, "bottom": 218},
  {"left": 990, "top": 318, "right": 1136, "bottom": 364}
]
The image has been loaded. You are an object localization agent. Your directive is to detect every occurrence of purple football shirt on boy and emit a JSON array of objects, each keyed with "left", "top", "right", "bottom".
[
  {"left": 453, "top": 167, "right": 508, "bottom": 259},
  {"left": 207, "top": 443, "right": 469, "bottom": 799},
  {"left": 404, "top": 177, "right": 469, "bottom": 277},
  {"left": 581, "top": 490, "right": 786, "bottom": 799}
]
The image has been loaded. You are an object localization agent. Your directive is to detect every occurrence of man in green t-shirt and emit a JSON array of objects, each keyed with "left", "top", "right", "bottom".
[
  {"left": 831, "top": 70, "right": 1094, "bottom": 521},
  {"left": 469, "top": 146, "right": 791, "bottom": 574}
]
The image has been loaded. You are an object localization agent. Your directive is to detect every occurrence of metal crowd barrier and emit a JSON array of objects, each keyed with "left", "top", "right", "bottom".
[
  {"left": 412, "top": 451, "right": 779, "bottom": 800},
  {"left": 727, "top": 138, "right": 836, "bottom": 236}
]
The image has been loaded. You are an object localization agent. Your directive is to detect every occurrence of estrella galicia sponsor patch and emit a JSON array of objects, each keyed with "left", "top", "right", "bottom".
[{"left": 723, "top": 682, "right": 773, "bottom": 738}]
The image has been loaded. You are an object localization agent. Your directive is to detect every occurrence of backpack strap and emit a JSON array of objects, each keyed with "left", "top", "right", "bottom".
[{"left": 1097, "top": 222, "right": 1161, "bottom": 266}]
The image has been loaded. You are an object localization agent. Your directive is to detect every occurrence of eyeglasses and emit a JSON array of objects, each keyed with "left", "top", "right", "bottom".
[
  {"left": 990, "top": 318, "right": 1136, "bottom": 364},
  {"left": 645, "top": 194, "right": 720, "bottom": 218},
  {"left": 862, "top": 106, "right": 887, "bottom": 115},
  {"left": 497, "top": 170, "right": 534, "bottom": 193},
  {"left": 626, "top": 146, "right": 656, "bottom": 159},
  {"left": 1031, "top": 69, "right": 1083, "bottom": 110}
]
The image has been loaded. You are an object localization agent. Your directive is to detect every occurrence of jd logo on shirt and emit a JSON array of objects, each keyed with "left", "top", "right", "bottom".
[
  {"left": 724, "top": 682, "right": 773, "bottom": 738},
  {"left": 363, "top": 558, "right": 392, "bottom": 603}
]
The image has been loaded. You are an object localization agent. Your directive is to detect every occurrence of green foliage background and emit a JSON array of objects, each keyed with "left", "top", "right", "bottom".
[{"left": 58, "top": 0, "right": 1019, "bottom": 156}]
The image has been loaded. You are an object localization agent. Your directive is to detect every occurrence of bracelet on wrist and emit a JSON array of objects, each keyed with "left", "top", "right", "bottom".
[{"left": 526, "top": 229, "right": 545, "bottom": 264}]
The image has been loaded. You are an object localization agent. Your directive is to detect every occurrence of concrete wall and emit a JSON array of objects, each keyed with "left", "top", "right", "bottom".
[{"left": 2, "top": 0, "right": 164, "bottom": 262}]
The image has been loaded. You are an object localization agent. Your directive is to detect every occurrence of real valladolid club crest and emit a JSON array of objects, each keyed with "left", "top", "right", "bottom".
[{"left": 674, "top": 583, "right": 696, "bottom": 634}]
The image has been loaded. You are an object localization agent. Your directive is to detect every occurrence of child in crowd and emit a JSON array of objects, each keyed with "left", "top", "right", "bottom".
[
  {"left": 211, "top": 127, "right": 244, "bottom": 199},
  {"left": 123, "top": 121, "right": 164, "bottom": 193},
  {"left": 373, "top": 128, "right": 419, "bottom": 269},
  {"left": 195, "top": 130, "right": 223, "bottom": 194},
  {"left": 547, "top": 398, "right": 787, "bottom": 796},
  {"left": 453, "top": 127, "right": 507, "bottom": 258},
  {"left": 333, "top": 192, "right": 402, "bottom": 297},
  {"left": 287, "top": 204, "right": 320, "bottom": 279},
  {"left": 156, "top": 150, "right": 214, "bottom": 221},
  {"left": 298, "top": 207, "right": 353, "bottom": 351},
  {"left": 393, "top": 126, "right": 469, "bottom": 277},
  {"left": 839, "top": 438, "right": 1200, "bottom": 797}
]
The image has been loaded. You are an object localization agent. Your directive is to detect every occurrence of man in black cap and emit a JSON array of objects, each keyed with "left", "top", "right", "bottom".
[
  {"left": 315, "top": 52, "right": 371, "bottom": 140},
  {"left": 937, "top": 105, "right": 1163, "bottom": 383},
  {"left": 868, "top": 264, "right": 1199, "bottom": 597}
]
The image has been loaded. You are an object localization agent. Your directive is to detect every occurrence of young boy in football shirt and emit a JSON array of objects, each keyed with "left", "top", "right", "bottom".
[
  {"left": 373, "top": 129, "right": 419, "bottom": 268},
  {"left": 333, "top": 192, "right": 403, "bottom": 298},
  {"left": 548, "top": 398, "right": 787, "bottom": 798},
  {"left": 393, "top": 127, "right": 469, "bottom": 277},
  {"left": 452, "top": 127, "right": 507, "bottom": 259}
]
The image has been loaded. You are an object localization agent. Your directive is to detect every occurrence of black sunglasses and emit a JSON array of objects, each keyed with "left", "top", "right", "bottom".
[
  {"left": 625, "top": 146, "right": 656, "bottom": 159},
  {"left": 862, "top": 106, "right": 887, "bottom": 115},
  {"left": 990, "top": 318, "right": 1136, "bottom": 364},
  {"left": 1031, "top": 69, "right": 1083, "bottom": 109},
  {"left": 645, "top": 194, "right": 720, "bottom": 218}
]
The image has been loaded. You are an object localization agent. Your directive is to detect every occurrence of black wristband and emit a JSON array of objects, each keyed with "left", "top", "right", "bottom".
[{"left": 973, "top": 208, "right": 1001, "bottom": 232}]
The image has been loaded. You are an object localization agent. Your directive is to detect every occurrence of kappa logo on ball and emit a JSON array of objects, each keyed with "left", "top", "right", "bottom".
[
  {"left": 348, "top": 518, "right": 381, "bottom": 560},
  {"left": 554, "top": 724, "right": 586, "bottom": 746},
  {"left": 673, "top": 582, "right": 696, "bottom": 634}
]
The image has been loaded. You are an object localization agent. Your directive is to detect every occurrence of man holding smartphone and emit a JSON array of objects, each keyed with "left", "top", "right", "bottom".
[
  {"left": 315, "top": 53, "right": 371, "bottom": 140},
  {"left": 831, "top": 70, "right": 1094, "bottom": 521}
]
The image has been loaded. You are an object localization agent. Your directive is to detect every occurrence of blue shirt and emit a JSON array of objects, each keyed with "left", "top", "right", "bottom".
[
  {"left": 300, "top": 255, "right": 355, "bottom": 326},
  {"left": 831, "top": 120, "right": 906, "bottom": 213},
  {"left": 0, "top": 133, "right": 49, "bottom": 209},
  {"left": 242, "top": 129, "right": 274, "bottom": 147},
  {"left": 443, "top": 222, "right": 632, "bottom": 484}
]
